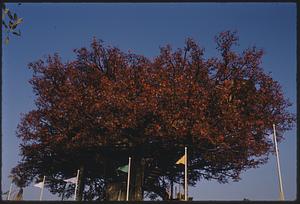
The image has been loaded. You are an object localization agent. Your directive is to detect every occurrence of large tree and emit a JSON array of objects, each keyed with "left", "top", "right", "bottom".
[{"left": 11, "top": 31, "right": 294, "bottom": 201}]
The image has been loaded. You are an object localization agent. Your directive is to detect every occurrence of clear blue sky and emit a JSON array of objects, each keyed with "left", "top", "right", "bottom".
[{"left": 2, "top": 3, "right": 296, "bottom": 201}]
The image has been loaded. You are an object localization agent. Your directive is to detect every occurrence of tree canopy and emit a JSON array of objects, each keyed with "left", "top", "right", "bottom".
[{"left": 11, "top": 31, "right": 294, "bottom": 200}]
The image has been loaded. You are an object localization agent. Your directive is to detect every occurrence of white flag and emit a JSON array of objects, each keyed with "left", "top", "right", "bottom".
[
  {"left": 64, "top": 177, "right": 77, "bottom": 184},
  {"left": 34, "top": 181, "right": 44, "bottom": 189}
]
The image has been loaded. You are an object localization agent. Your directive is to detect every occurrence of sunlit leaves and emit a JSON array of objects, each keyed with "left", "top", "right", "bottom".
[{"left": 2, "top": 3, "right": 23, "bottom": 44}]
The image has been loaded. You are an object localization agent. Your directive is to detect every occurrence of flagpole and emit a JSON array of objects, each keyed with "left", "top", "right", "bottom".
[
  {"left": 117, "top": 189, "right": 121, "bottom": 201},
  {"left": 74, "top": 169, "right": 80, "bottom": 201},
  {"left": 7, "top": 181, "right": 13, "bottom": 200},
  {"left": 126, "top": 157, "right": 131, "bottom": 201},
  {"left": 272, "top": 124, "right": 285, "bottom": 201},
  {"left": 39, "top": 176, "right": 46, "bottom": 201},
  {"left": 184, "top": 146, "right": 188, "bottom": 201}
]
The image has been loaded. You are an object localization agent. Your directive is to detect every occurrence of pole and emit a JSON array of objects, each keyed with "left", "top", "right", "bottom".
[
  {"left": 74, "top": 169, "right": 80, "bottom": 201},
  {"left": 272, "top": 124, "right": 285, "bottom": 201},
  {"left": 117, "top": 189, "right": 121, "bottom": 201},
  {"left": 126, "top": 157, "right": 131, "bottom": 201},
  {"left": 184, "top": 146, "right": 188, "bottom": 201},
  {"left": 7, "top": 182, "right": 13, "bottom": 200},
  {"left": 39, "top": 176, "right": 46, "bottom": 201}
]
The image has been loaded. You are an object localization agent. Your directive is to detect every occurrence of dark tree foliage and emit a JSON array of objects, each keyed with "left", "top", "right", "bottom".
[{"left": 11, "top": 31, "right": 294, "bottom": 200}]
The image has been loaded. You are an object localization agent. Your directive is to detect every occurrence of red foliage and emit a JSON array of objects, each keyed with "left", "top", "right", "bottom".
[{"left": 11, "top": 31, "right": 295, "bottom": 200}]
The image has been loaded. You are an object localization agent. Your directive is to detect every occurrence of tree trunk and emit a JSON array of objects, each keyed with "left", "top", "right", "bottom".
[
  {"left": 106, "top": 182, "right": 126, "bottom": 200},
  {"left": 76, "top": 165, "right": 85, "bottom": 201},
  {"left": 129, "top": 157, "right": 144, "bottom": 201}
]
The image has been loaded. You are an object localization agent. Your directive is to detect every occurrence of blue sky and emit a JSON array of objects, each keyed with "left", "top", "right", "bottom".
[{"left": 2, "top": 3, "right": 296, "bottom": 201}]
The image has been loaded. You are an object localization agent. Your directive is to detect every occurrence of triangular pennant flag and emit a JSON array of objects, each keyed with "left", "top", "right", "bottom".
[
  {"left": 176, "top": 154, "right": 186, "bottom": 165},
  {"left": 64, "top": 176, "right": 77, "bottom": 184},
  {"left": 117, "top": 165, "right": 128, "bottom": 173},
  {"left": 34, "top": 181, "right": 44, "bottom": 188}
]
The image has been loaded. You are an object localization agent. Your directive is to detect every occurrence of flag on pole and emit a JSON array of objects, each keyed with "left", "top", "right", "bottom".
[
  {"left": 176, "top": 154, "right": 186, "bottom": 165},
  {"left": 117, "top": 165, "right": 129, "bottom": 173},
  {"left": 34, "top": 181, "right": 44, "bottom": 188},
  {"left": 176, "top": 147, "right": 188, "bottom": 201},
  {"left": 74, "top": 170, "right": 80, "bottom": 201},
  {"left": 64, "top": 177, "right": 77, "bottom": 184},
  {"left": 63, "top": 171, "right": 79, "bottom": 201},
  {"left": 34, "top": 176, "right": 46, "bottom": 200}
]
